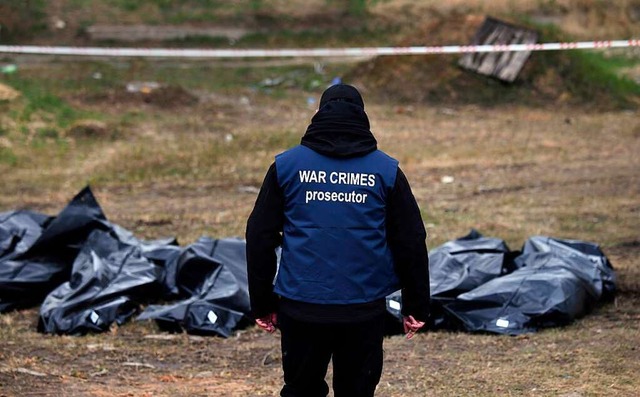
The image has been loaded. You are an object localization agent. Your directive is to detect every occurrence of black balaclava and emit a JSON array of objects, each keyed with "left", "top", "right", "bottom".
[
  {"left": 301, "top": 84, "right": 377, "bottom": 158},
  {"left": 319, "top": 84, "right": 365, "bottom": 109}
]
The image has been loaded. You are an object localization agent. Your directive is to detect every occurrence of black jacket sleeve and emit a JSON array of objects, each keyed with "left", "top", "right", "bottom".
[
  {"left": 245, "top": 162, "right": 283, "bottom": 319},
  {"left": 387, "top": 168, "right": 430, "bottom": 322}
]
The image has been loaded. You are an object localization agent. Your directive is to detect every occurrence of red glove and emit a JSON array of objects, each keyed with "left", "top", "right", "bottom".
[
  {"left": 403, "top": 315, "right": 425, "bottom": 340},
  {"left": 255, "top": 313, "right": 278, "bottom": 333}
]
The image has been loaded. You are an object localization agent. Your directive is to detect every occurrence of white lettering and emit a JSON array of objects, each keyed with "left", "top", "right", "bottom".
[
  {"left": 299, "top": 170, "right": 312, "bottom": 183},
  {"left": 303, "top": 190, "right": 368, "bottom": 204},
  {"left": 318, "top": 171, "right": 326, "bottom": 184},
  {"left": 324, "top": 171, "right": 377, "bottom": 187},
  {"left": 349, "top": 173, "right": 360, "bottom": 185},
  {"left": 330, "top": 172, "right": 338, "bottom": 184},
  {"left": 309, "top": 172, "right": 319, "bottom": 183},
  {"left": 299, "top": 170, "right": 328, "bottom": 184},
  {"left": 360, "top": 173, "right": 368, "bottom": 186},
  {"left": 338, "top": 172, "right": 347, "bottom": 184}
]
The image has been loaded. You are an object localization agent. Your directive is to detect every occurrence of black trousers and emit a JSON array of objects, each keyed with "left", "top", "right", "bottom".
[{"left": 278, "top": 311, "right": 385, "bottom": 397}]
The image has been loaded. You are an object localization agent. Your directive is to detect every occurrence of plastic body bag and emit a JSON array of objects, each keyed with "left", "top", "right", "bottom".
[
  {"left": 386, "top": 231, "right": 615, "bottom": 335},
  {"left": 137, "top": 237, "right": 251, "bottom": 337},
  {"left": 1, "top": 188, "right": 110, "bottom": 312},
  {"left": 38, "top": 229, "right": 164, "bottom": 335}
]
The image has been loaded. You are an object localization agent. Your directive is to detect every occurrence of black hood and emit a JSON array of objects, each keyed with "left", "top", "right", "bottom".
[{"left": 301, "top": 100, "right": 377, "bottom": 158}]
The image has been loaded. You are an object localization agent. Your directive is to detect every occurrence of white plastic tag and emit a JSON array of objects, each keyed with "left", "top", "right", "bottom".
[
  {"left": 90, "top": 311, "right": 100, "bottom": 324},
  {"left": 389, "top": 300, "right": 401, "bottom": 311},
  {"left": 496, "top": 318, "right": 510, "bottom": 328},
  {"left": 207, "top": 310, "right": 218, "bottom": 324}
]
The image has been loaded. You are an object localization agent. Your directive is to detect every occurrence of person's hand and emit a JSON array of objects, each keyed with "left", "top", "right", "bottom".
[
  {"left": 403, "top": 315, "right": 425, "bottom": 340},
  {"left": 255, "top": 313, "right": 278, "bottom": 333}
]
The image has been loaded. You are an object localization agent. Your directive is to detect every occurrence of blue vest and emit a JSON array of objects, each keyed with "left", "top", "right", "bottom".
[{"left": 274, "top": 145, "right": 400, "bottom": 304}]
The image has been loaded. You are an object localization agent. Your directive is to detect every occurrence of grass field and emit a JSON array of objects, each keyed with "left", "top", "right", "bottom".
[{"left": 1, "top": 1, "right": 640, "bottom": 396}]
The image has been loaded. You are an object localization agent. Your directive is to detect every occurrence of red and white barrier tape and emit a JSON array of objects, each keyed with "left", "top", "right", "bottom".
[{"left": 0, "top": 40, "right": 639, "bottom": 58}]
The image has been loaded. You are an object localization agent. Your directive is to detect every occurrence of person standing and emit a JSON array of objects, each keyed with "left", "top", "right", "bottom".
[{"left": 246, "top": 84, "right": 430, "bottom": 397}]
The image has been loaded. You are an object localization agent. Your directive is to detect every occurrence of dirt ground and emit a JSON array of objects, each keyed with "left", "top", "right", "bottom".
[
  {"left": 1, "top": 100, "right": 639, "bottom": 396},
  {"left": 2, "top": 272, "right": 639, "bottom": 397},
  {"left": 1, "top": 1, "right": 640, "bottom": 396}
]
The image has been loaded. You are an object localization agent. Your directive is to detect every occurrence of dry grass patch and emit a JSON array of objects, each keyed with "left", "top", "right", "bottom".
[{"left": 1, "top": 101, "right": 639, "bottom": 395}]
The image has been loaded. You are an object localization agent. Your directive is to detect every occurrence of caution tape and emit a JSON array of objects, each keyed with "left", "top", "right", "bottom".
[{"left": 0, "top": 40, "right": 639, "bottom": 58}]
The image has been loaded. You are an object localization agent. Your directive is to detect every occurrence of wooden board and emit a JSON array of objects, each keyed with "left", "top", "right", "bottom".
[{"left": 459, "top": 17, "right": 539, "bottom": 83}]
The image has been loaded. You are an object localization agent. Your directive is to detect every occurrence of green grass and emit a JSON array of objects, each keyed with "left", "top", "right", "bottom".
[
  {"left": 0, "top": 73, "right": 111, "bottom": 178},
  {"left": 99, "top": 0, "right": 258, "bottom": 24},
  {"left": 124, "top": 61, "right": 351, "bottom": 93},
  {"left": 531, "top": 49, "right": 640, "bottom": 108},
  {"left": 0, "top": 0, "right": 48, "bottom": 43},
  {"left": 568, "top": 52, "right": 640, "bottom": 99},
  {"left": 0, "top": 59, "right": 348, "bottom": 184},
  {"left": 101, "top": 0, "right": 388, "bottom": 23},
  {"left": 3, "top": 77, "right": 86, "bottom": 129},
  {"left": 0, "top": 147, "right": 18, "bottom": 166},
  {"left": 524, "top": 21, "right": 640, "bottom": 108}
]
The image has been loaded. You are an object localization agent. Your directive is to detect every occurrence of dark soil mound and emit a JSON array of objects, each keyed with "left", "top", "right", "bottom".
[
  {"left": 84, "top": 84, "right": 198, "bottom": 109},
  {"left": 140, "top": 85, "right": 199, "bottom": 108}
]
